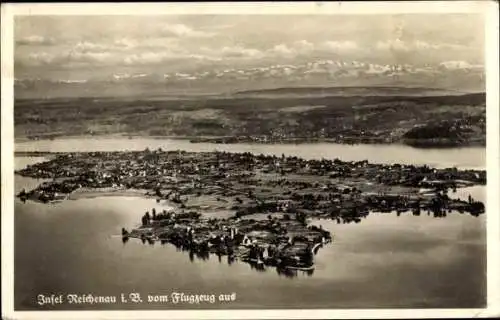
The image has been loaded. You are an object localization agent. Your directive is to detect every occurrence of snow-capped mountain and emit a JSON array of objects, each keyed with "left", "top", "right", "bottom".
[{"left": 14, "top": 59, "right": 485, "bottom": 99}]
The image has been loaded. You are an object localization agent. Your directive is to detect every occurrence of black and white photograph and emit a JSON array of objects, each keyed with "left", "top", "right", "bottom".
[{"left": 2, "top": 2, "right": 499, "bottom": 319}]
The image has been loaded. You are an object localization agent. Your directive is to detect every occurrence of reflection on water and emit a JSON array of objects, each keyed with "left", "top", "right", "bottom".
[
  {"left": 118, "top": 207, "right": 483, "bottom": 279},
  {"left": 123, "top": 235, "right": 321, "bottom": 278},
  {"left": 13, "top": 147, "right": 486, "bottom": 309},
  {"left": 277, "top": 267, "right": 315, "bottom": 278}
]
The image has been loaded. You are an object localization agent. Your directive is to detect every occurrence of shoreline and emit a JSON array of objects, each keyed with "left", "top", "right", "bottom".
[{"left": 66, "top": 187, "right": 155, "bottom": 201}]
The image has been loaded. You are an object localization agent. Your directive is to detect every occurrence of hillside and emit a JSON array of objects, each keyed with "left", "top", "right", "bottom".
[
  {"left": 233, "top": 86, "right": 464, "bottom": 98},
  {"left": 14, "top": 92, "right": 486, "bottom": 147}
]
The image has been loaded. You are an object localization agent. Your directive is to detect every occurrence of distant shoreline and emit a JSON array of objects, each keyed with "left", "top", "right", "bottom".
[
  {"left": 14, "top": 134, "right": 486, "bottom": 149},
  {"left": 14, "top": 90, "right": 486, "bottom": 150}
]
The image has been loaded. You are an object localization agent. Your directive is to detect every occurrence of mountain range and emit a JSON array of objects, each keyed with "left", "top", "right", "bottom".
[{"left": 14, "top": 59, "right": 484, "bottom": 99}]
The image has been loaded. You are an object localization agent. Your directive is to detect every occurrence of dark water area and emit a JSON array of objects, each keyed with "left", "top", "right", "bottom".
[{"left": 13, "top": 142, "right": 487, "bottom": 310}]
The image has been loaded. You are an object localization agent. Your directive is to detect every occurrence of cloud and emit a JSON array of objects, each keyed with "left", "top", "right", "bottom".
[
  {"left": 122, "top": 51, "right": 219, "bottom": 66},
  {"left": 113, "top": 37, "right": 181, "bottom": 51},
  {"left": 376, "top": 39, "right": 466, "bottom": 53},
  {"left": 293, "top": 40, "right": 314, "bottom": 51},
  {"left": 270, "top": 44, "right": 294, "bottom": 56},
  {"left": 64, "top": 51, "right": 112, "bottom": 64},
  {"left": 21, "top": 40, "right": 220, "bottom": 68},
  {"left": 160, "top": 23, "right": 215, "bottom": 38},
  {"left": 16, "top": 35, "right": 56, "bottom": 46},
  {"left": 268, "top": 40, "right": 315, "bottom": 57},
  {"left": 114, "top": 38, "right": 138, "bottom": 49},
  {"left": 219, "top": 46, "right": 263, "bottom": 59},
  {"left": 413, "top": 40, "right": 441, "bottom": 50},
  {"left": 73, "top": 41, "right": 108, "bottom": 53},
  {"left": 321, "top": 40, "right": 359, "bottom": 52},
  {"left": 174, "top": 72, "right": 198, "bottom": 80},
  {"left": 377, "top": 39, "right": 411, "bottom": 52},
  {"left": 18, "top": 31, "right": 482, "bottom": 79},
  {"left": 197, "top": 45, "right": 263, "bottom": 60},
  {"left": 20, "top": 37, "right": 190, "bottom": 68},
  {"left": 439, "top": 60, "right": 483, "bottom": 70},
  {"left": 26, "top": 52, "right": 54, "bottom": 65},
  {"left": 24, "top": 48, "right": 113, "bottom": 67},
  {"left": 123, "top": 52, "right": 174, "bottom": 65},
  {"left": 267, "top": 40, "right": 360, "bottom": 58}
]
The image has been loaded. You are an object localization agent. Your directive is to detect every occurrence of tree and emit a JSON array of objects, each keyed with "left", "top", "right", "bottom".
[
  {"left": 155, "top": 187, "right": 162, "bottom": 197},
  {"left": 296, "top": 212, "right": 307, "bottom": 225},
  {"left": 303, "top": 244, "right": 314, "bottom": 265}
]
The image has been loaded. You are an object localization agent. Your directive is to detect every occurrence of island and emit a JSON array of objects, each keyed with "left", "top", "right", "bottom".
[{"left": 15, "top": 149, "right": 486, "bottom": 272}]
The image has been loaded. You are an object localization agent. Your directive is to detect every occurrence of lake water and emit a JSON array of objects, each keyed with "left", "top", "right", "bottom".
[{"left": 13, "top": 139, "right": 486, "bottom": 309}]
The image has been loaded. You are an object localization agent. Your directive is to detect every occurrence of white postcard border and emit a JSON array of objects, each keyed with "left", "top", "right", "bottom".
[{"left": 2, "top": 2, "right": 499, "bottom": 319}]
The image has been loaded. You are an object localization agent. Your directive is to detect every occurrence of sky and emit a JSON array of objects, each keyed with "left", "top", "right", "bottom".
[{"left": 13, "top": 14, "right": 486, "bottom": 97}]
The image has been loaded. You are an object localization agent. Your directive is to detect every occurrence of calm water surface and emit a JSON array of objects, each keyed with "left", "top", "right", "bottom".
[{"left": 13, "top": 140, "right": 486, "bottom": 309}]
